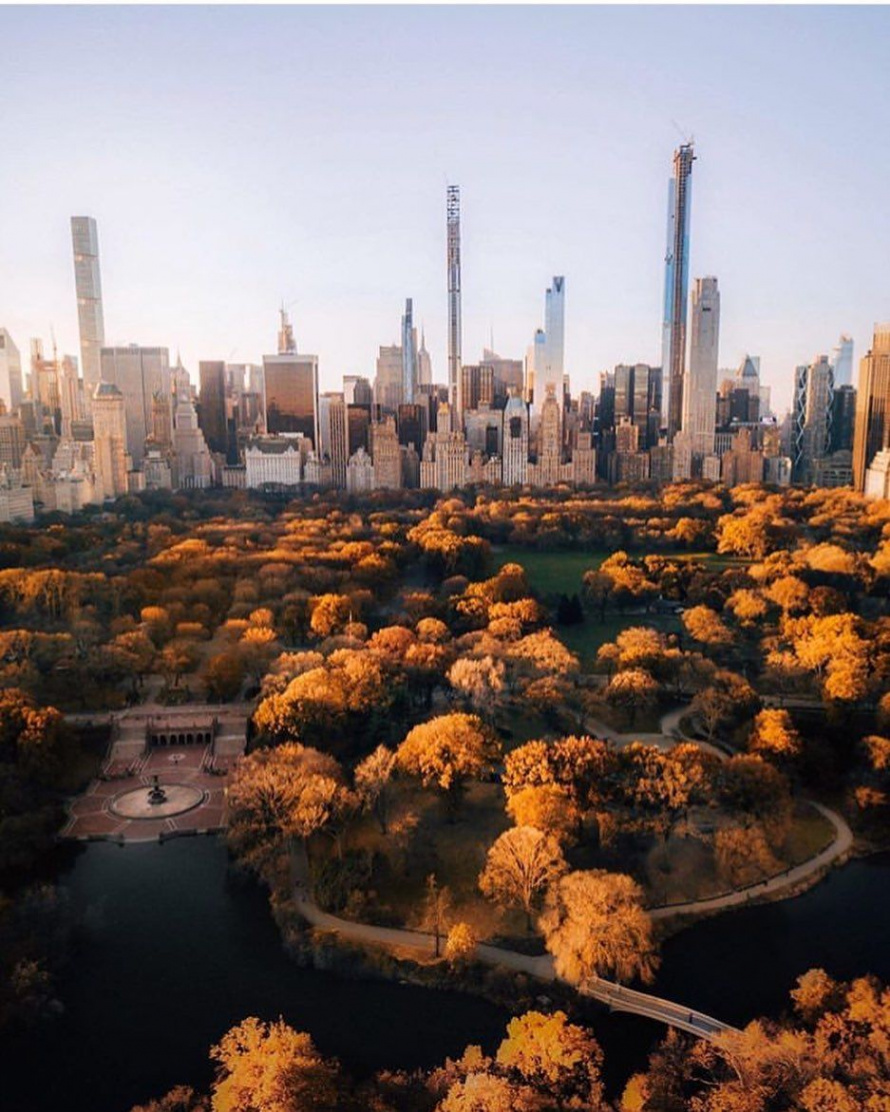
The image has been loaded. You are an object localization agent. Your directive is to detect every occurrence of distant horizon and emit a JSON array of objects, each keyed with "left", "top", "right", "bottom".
[{"left": 3, "top": 5, "right": 890, "bottom": 414}]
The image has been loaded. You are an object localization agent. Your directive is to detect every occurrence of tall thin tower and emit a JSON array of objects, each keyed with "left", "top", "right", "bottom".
[
  {"left": 660, "top": 143, "right": 696, "bottom": 438},
  {"left": 402, "top": 297, "right": 417, "bottom": 404},
  {"left": 447, "top": 185, "right": 462, "bottom": 430},
  {"left": 71, "top": 216, "right": 106, "bottom": 390}
]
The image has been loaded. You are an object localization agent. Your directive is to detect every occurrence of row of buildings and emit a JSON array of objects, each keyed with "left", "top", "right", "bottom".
[{"left": 2, "top": 149, "right": 890, "bottom": 520}]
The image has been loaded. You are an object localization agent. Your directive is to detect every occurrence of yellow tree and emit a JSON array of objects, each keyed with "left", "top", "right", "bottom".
[
  {"left": 495, "top": 1010, "right": 606, "bottom": 1108},
  {"left": 505, "top": 784, "right": 580, "bottom": 844},
  {"left": 397, "top": 713, "right": 500, "bottom": 817},
  {"left": 748, "top": 709, "right": 802, "bottom": 766},
  {"left": 540, "top": 870, "right": 658, "bottom": 985},
  {"left": 210, "top": 1017, "right": 341, "bottom": 1112},
  {"left": 479, "top": 826, "right": 567, "bottom": 930}
]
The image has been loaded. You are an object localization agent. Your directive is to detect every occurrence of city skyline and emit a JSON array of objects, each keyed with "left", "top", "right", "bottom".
[{"left": 2, "top": 7, "right": 889, "bottom": 414}]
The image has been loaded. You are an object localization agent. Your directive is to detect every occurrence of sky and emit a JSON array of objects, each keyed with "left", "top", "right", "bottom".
[{"left": 2, "top": 5, "right": 889, "bottom": 415}]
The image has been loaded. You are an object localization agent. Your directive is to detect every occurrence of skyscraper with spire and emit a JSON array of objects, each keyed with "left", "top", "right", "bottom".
[
  {"left": 661, "top": 143, "right": 695, "bottom": 438},
  {"left": 71, "top": 216, "right": 106, "bottom": 391},
  {"left": 447, "top": 185, "right": 462, "bottom": 430}
]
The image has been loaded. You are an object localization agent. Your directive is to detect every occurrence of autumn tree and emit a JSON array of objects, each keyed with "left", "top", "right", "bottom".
[
  {"left": 204, "top": 651, "right": 246, "bottom": 703},
  {"left": 540, "top": 869, "right": 658, "bottom": 985},
  {"left": 495, "top": 1010, "right": 607, "bottom": 1109},
  {"left": 396, "top": 713, "right": 500, "bottom": 817},
  {"left": 225, "top": 743, "right": 345, "bottom": 875},
  {"left": 445, "top": 922, "right": 477, "bottom": 967},
  {"left": 714, "top": 824, "right": 780, "bottom": 888},
  {"left": 747, "top": 708, "right": 802, "bottom": 767},
  {"left": 354, "top": 744, "right": 397, "bottom": 834},
  {"left": 448, "top": 656, "right": 506, "bottom": 713},
  {"left": 505, "top": 784, "right": 580, "bottom": 844},
  {"left": 682, "top": 605, "right": 733, "bottom": 648},
  {"left": 603, "top": 668, "right": 659, "bottom": 727},
  {"left": 420, "top": 873, "right": 452, "bottom": 958},
  {"left": 210, "top": 1017, "right": 341, "bottom": 1112},
  {"left": 479, "top": 827, "right": 567, "bottom": 930}
]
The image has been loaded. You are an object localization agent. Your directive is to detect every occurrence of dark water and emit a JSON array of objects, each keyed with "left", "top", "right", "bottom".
[
  {"left": 1, "top": 839, "right": 509, "bottom": 1112},
  {"left": 3, "top": 840, "right": 890, "bottom": 1112}
]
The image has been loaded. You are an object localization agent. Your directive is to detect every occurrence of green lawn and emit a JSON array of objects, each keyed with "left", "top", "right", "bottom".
[
  {"left": 558, "top": 612, "right": 683, "bottom": 665},
  {"left": 493, "top": 545, "right": 742, "bottom": 598},
  {"left": 494, "top": 546, "right": 609, "bottom": 595}
]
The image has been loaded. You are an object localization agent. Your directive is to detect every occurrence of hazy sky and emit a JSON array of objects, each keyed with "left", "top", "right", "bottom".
[{"left": 2, "top": 5, "right": 889, "bottom": 413}]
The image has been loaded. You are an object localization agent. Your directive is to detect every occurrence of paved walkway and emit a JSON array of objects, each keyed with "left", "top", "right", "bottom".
[{"left": 292, "top": 864, "right": 737, "bottom": 1042}]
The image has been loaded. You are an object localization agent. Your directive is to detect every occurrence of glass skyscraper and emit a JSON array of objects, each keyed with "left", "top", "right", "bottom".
[{"left": 661, "top": 143, "right": 695, "bottom": 438}]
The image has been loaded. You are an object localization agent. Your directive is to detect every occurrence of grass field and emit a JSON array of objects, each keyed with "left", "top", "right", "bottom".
[
  {"left": 558, "top": 612, "right": 683, "bottom": 665},
  {"left": 493, "top": 544, "right": 744, "bottom": 598}
]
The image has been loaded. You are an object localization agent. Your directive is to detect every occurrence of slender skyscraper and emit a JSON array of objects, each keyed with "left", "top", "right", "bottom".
[
  {"left": 401, "top": 298, "right": 417, "bottom": 404},
  {"left": 71, "top": 217, "right": 106, "bottom": 390},
  {"left": 682, "top": 276, "right": 720, "bottom": 456},
  {"left": 447, "top": 185, "right": 462, "bottom": 429},
  {"left": 831, "top": 334, "right": 854, "bottom": 389},
  {"left": 533, "top": 277, "right": 566, "bottom": 416},
  {"left": 660, "top": 143, "right": 696, "bottom": 437}
]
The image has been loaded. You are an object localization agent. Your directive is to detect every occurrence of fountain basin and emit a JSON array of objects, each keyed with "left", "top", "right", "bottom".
[{"left": 110, "top": 784, "right": 206, "bottom": 820}]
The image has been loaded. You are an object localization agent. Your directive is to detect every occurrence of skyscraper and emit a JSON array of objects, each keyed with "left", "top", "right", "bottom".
[
  {"left": 541, "top": 277, "right": 566, "bottom": 404},
  {"left": 374, "top": 345, "right": 403, "bottom": 412},
  {"left": 262, "top": 311, "right": 319, "bottom": 448},
  {"left": 852, "top": 324, "right": 890, "bottom": 492},
  {"left": 91, "top": 382, "right": 129, "bottom": 501},
  {"left": 447, "top": 185, "right": 462, "bottom": 429},
  {"left": 831, "top": 334, "right": 854, "bottom": 389},
  {"left": 319, "top": 392, "right": 348, "bottom": 488},
  {"left": 99, "top": 345, "right": 171, "bottom": 466},
  {"left": 0, "top": 330, "right": 23, "bottom": 413},
  {"left": 682, "top": 276, "right": 720, "bottom": 456},
  {"left": 661, "top": 143, "right": 696, "bottom": 437},
  {"left": 198, "top": 361, "right": 228, "bottom": 455},
  {"left": 71, "top": 217, "right": 106, "bottom": 391},
  {"left": 793, "top": 355, "right": 834, "bottom": 483},
  {"left": 417, "top": 329, "right": 432, "bottom": 388},
  {"left": 401, "top": 298, "right": 417, "bottom": 405}
]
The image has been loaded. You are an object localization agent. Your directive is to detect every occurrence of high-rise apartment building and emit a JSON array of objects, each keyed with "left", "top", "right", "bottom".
[
  {"left": 372, "top": 416, "right": 402, "bottom": 489},
  {"left": 198, "top": 361, "right": 228, "bottom": 456},
  {"left": 661, "top": 143, "right": 695, "bottom": 437},
  {"left": 71, "top": 217, "right": 106, "bottom": 391},
  {"left": 793, "top": 356, "right": 834, "bottom": 483},
  {"left": 0, "top": 330, "right": 23, "bottom": 413},
  {"left": 501, "top": 393, "right": 529, "bottom": 486},
  {"left": 682, "top": 277, "right": 720, "bottom": 456},
  {"left": 91, "top": 382, "right": 129, "bottom": 501},
  {"left": 374, "top": 345, "right": 404, "bottom": 412},
  {"left": 100, "top": 345, "right": 171, "bottom": 466},
  {"left": 319, "top": 392, "right": 348, "bottom": 488},
  {"left": 853, "top": 324, "right": 890, "bottom": 491},
  {"left": 447, "top": 185, "right": 462, "bottom": 428}
]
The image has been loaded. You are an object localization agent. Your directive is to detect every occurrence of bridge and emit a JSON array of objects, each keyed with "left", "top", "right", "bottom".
[{"left": 579, "top": 976, "right": 738, "bottom": 1039}]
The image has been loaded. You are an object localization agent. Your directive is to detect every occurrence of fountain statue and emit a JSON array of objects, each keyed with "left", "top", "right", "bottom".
[{"left": 147, "top": 774, "right": 168, "bottom": 806}]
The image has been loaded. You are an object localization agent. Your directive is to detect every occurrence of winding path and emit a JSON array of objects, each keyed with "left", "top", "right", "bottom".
[{"left": 292, "top": 879, "right": 738, "bottom": 1042}]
